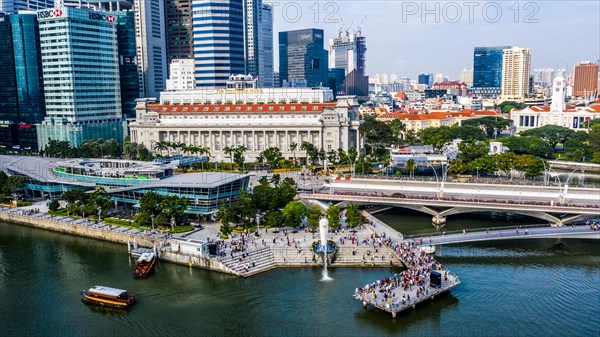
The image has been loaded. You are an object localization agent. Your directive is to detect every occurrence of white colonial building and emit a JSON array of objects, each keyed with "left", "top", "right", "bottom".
[
  {"left": 160, "top": 75, "right": 334, "bottom": 105},
  {"left": 511, "top": 77, "right": 600, "bottom": 133},
  {"left": 166, "top": 59, "right": 195, "bottom": 91},
  {"left": 130, "top": 96, "right": 362, "bottom": 162}
]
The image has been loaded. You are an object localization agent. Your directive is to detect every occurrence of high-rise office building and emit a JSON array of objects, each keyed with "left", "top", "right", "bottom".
[
  {"left": 417, "top": 73, "right": 432, "bottom": 87},
  {"left": 36, "top": 6, "right": 125, "bottom": 150},
  {"left": 460, "top": 67, "right": 473, "bottom": 87},
  {"left": 279, "top": 29, "right": 328, "bottom": 88},
  {"left": 256, "top": 2, "right": 273, "bottom": 87},
  {"left": 0, "top": 0, "right": 53, "bottom": 13},
  {"left": 473, "top": 46, "right": 511, "bottom": 96},
  {"left": 192, "top": 0, "right": 245, "bottom": 87},
  {"left": 0, "top": 12, "right": 46, "bottom": 152},
  {"left": 0, "top": 12, "right": 20, "bottom": 150},
  {"left": 134, "top": 0, "right": 167, "bottom": 97},
  {"left": 113, "top": 9, "right": 140, "bottom": 119},
  {"left": 329, "top": 33, "right": 368, "bottom": 96},
  {"left": 166, "top": 0, "right": 193, "bottom": 61},
  {"left": 573, "top": 62, "right": 599, "bottom": 98},
  {"left": 501, "top": 46, "right": 531, "bottom": 101}
]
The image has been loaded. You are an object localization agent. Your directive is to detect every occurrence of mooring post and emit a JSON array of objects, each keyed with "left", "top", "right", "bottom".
[
  {"left": 362, "top": 300, "right": 367, "bottom": 307},
  {"left": 392, "top": 312, "right": 397, "bottom": 318}
]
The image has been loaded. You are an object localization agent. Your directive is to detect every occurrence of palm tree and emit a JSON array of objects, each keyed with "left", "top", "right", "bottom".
[
  {"left": 234, "top": 145, "right": 247, "bottom": 171},
  {"left": 406, "top": 158, "right": 416, "bottom": 178},
  {"left": 223, "top": 146, "right": 234, "bottom": 170},
  {"left": 289, "top": 142, "right": 298, "bottom": 167},
  {"left": 153, "top": 141, "right": 169, "bottom": 156}
]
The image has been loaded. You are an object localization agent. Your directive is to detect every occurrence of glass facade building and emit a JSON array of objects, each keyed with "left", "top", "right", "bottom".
[
  {"left": 1, "top": 156, "right": 249, "bottom": 215},
  {"left": 192, "top": 0, "right": 245, "bottom": 88},
  {"left": 279, "top": 29, "right": 329, "bottom": 88},
  {"left": 0, "top": 12, "right": 46, "bottom": 152},
  {"left": 113, "top": 10, "right": 140, "bottom": 120},
  {"left": 473, "top": 46, "right": 511, "bottom": 95},
  {"left": 166, "top": 0, "right": 194, "bottom": 61},
  {"left": 0, "top": 0, "right": 54, "bottom": 14},
  {"left": 36, "top": 6, "right": 125, "bottom": 150}
]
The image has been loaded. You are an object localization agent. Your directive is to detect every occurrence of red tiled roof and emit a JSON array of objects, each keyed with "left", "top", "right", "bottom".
[{"left": 146, "top": 103, "right": 337, "bottom": 114}]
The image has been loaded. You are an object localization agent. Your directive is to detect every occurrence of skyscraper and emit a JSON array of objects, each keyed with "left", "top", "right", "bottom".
[
  {"left": 113, "top": 9, "right": 140, "bottom": 119},
  {"left": 473, "top": 46, "right": 511, "bottom": 96},
  {"left": 36, "top": 6, "right": 125, "bottom": 150},
  {"left": 0, "top": 0, "right": 54, "bottom": 14},
  {"left": 256, "top": 2, "right": 273, "bottom": 87},
  {"left": 573, "top": 62, "right": 599, "bottom": 98},
  {"left": 279, "top": 29, "right": 328, "bottom": 88},
  {"left": 134, "top": 0, "right": 167, "bottom": 97},
  {"left": 417, "top": 73, "right": 432, "bottom": 87},
  {"left": 166, "top": 0, "right": 193, "bottom": 61},
  {"left": 192, "top": 0, "right": 245, "bottom": 88},
  {"left": 0, "top": 12, "right": 46, "bottom": 152},
  {"left": 329, "top": 33, "right": 368, "bottom": 96},
  {"left": 0, "top": 12, "right": 20, "bottom": 150},
  {"left": 501, "top": 46, "right": 531, "bottom": 101},
  {"left": 460, "top": 67, "right": 473, "bottom": 87}
]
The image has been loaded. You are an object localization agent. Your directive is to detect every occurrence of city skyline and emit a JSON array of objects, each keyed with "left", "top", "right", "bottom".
[{"left": 271, "top": 0, "right": 600, "bottom": 79}]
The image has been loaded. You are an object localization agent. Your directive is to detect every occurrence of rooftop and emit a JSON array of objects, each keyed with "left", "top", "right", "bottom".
[
  {"left": 89, "top": 286, "right": 127, "bottom": 297},
  {"left": 147, "top": 103, "right": 337, "bottom": 114}
]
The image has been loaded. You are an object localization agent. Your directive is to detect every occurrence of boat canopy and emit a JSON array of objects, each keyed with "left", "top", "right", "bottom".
[
  {"left": 137, "top": 252, "right": 155, "bottom": 262},
  {"left": 89, "top": 286, "right": 127, "bottom": 297}
]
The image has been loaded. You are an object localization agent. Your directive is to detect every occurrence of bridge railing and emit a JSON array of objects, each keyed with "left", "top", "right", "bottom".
[
  {"left": 303, "top": 191, "right": 600, "bottom": 209},
  {"left": 346, "top": 174, "right": 600, "bottom": 188}
]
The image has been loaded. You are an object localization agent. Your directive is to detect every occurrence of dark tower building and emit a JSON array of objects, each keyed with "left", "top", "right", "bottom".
[
  {"left": 279, "top": 29, "right": 328, "bottom": 88},
  {"left": 113, "top": 10, "right": 140, "bottom": 120},
  {"left": 0, "top": 12, "right": 46, "bottom": 152},
  {"left": 472, "top": 46, "right": 511, "bottom": 96},
  {"left": 166, "top": 0, "right": 194, "bottom": 61}
]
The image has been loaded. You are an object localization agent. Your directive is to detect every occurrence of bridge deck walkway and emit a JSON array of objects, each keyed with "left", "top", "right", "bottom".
[{"left": 408, "top": 223, "right": 600, "bottom": 246}]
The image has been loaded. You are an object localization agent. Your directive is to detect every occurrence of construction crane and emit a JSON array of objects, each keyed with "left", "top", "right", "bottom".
[{"left": 355, "top": 15, "right": 367, "bottom": 36}]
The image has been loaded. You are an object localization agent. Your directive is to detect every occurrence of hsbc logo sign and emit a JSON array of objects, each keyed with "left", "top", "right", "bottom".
[
  {"left": 37, "top": 9, "right": 63, "bottom": 19},
  {"left": 89, "top": 12, "right": 115, "bottom": 23}
]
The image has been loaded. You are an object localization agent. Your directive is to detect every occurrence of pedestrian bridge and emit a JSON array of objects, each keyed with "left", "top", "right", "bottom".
[
  {"left": 301, "top": 192, "right": 600, "bottom": 227},
  {"left": 406, "top": 224, "right": 600, "bottom": 246}
]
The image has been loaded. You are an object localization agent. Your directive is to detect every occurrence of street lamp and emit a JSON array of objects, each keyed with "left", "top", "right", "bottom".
[
  {"left": 97, "top": 207, "right": 102, "bottom": 221},
  {"left": 563, "top": 168, "right": 584, "bottom": 201},
  {"left": 151, "top": 214, "right": 155, "bottom": 230},
  {"left": 427, "top": 164, "right": 441, "bottom": 198}
]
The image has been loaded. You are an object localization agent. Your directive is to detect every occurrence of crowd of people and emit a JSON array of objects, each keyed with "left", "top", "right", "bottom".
[{"left": 354, "top": 239, "right": 451, "bottom": 311}]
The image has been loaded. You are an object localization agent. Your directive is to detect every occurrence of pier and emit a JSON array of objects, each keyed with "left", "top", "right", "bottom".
[{"left": 353, "top": 239, "right": 460, "bottom": 318}]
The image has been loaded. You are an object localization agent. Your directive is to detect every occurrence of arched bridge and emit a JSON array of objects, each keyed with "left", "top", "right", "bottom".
[{"left": 301, "top": 192, "right": 600, "bottom": 227}]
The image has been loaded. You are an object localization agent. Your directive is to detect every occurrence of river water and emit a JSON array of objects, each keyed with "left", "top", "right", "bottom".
[{"left": 0, "top": 213, "right": 599, "bottom": 337}]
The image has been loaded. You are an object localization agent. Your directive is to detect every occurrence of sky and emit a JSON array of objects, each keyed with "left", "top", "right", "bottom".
[{"left": 271, "top": 0, "right": 600, "bottom": 79}]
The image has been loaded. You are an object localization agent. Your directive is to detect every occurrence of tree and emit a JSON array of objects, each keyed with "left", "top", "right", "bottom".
[
  {"left": 260, "top": 147, "right": 282, "bottom": 169},
  {"left": 458, "top": 140, "right": 489, "bottom": 163},
  {"left": 233, "top": 145, "right": 247, "bottom": 170},
  {"left": 467, "top": 156, "right": 497, "bottom": 175},
  {"left": 359, "top": 115, "right": 395, "bottom": 145},
  {"left": 282, "top": 200, "right": 307, "bottom": 228},
  {"left": 300, "top": 141, "right": 318, "bottom": 164},
  {"left": 138, "top": 191, "right": 163, "bottom": 216},
  {"left": 265, "top": 210, "right": 284, "bottom": 228},
  {"left": 306, "top": 206, "right": 322, "bottom": 231},
  {"left": 520, "top": 125, "right": 576, "bottom": 149},
  {"left": 326, "top": 149, "right": 338, "bottom": 166},
  {"left": 462, "top": 117, "right": 512, "bottom": 138},
  {"left": 88, "top": 187, "right": 112, "bottom": 218},
  {"left": 160, "top": 194, "right": 189, "bottom": 223},
  {"left": 345, "top": 203, "right": 361, "bottom": 228},
  {"left": 223, "top": 146, "right": 235, "bottom": 170},
  {"left": 45, "top": 140, "right": 72, "bottom": 158},
  {"left": 4, "top": 176, "right": 24, "bottom": 195},
  {"left": 452, "top": 126, "right": 486, "bottom": 141},
  {"left": 62, "top": 189, "right": 87, "bottom": 205},
  {"left": 153, "top": 141, "right": 169, "bottom": 156},
  {"left": 326, "top": 204, "right": 340, "bottom": 229},
  {"left": 406, "top": 158, "right": 416, "bottom": 178},
  {"left": 389, "top": 119, "right": 404, "bottom": 139},
  {"left": 418, "top": 126, "right": 454, "bottom": 151},
  {"left": 48, "top": 200, "right": 60, "bottom": 212},
  {"left": 499, "top": 136, "right": 554, "bottom": 158},
  {"left": 289, "top": 142, "right": 298, "bottom": 166},
  {"left": 274, "top": 178, "right": 297, "bottom": 208}
]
